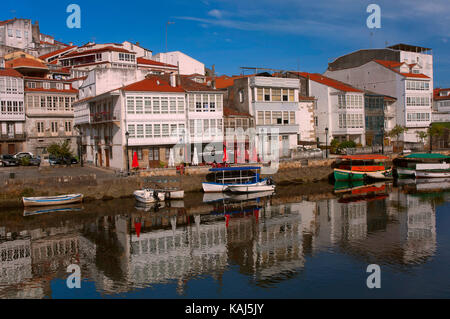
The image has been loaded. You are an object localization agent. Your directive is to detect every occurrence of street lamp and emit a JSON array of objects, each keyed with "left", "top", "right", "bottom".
[
  {"left": 80, "top": 131, "right": 84, "bottom": 167},
  {"left": 325, "top": 127, "right": 329, "bottom": 159},
  {"left": 125, "top": 131, "right": 130, "bottom": 174},
  {"left": 429, "top": 123, "right": 433, "bottom": 153}
]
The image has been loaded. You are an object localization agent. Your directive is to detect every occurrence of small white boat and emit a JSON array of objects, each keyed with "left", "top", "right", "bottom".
[
  {"left": 226, "top": 183, "right": 276, "bottom": 193},
  {"left": 22, "top": 194, "right": 83, "bottom": 207},
  {"left": 133, "top": 189, "right": 165, "bottom": 204},
  {"left": 225, "top": 190, "right": 275, "bottom": 201},
  {"left": 160, "top": 189, "right": 184, "bottom": 199}
]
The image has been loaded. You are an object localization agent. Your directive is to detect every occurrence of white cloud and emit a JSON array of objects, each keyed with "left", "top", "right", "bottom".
[{"left": 208, "top": 9, "right": 223, "bottom": 19}]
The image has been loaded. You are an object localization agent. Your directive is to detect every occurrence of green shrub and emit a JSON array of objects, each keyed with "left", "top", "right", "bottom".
[
  {"left": 339, "top": 140, "right": 357, "bottom": 149},
  {"left": 21, "top": 157, "right": 30, "bottom": 166}
]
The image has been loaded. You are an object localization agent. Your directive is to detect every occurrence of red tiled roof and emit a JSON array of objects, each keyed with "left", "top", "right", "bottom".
[
  {"left": 0, "top": 68, "right": 23, "bottom": 78},
  {"left": 6, "top": 57, "right": 48, "bottom": 69},
  {"left": 0, "top": 18, "right": 16, "bottom": 26},
  {"left": 296, "top": 72, "right": 363, "bottom": 93},
  {"left": 373, "top": 60, "right": 430, "bottom": 79},
  {"left": 137, "top": 57, "right": 177, "bottom": 68},
  {"left": 223, "top": 107, "right": 252, "bottom": 118},
  {"left": 400, "top": 72, "right": 430, "bottom": 79},
  {"left": 373, "top": 60, "right": 404, "bottom": 69},
  {"left": 62, "top": 46, "right": 134, "bottom": 58},
  {"left": 214, "top": 75, "right": 250, "bottom": 89},
  {"left": 434, "top": 88, "right": 450, "bottom": 100},
  {"left": 159, "top": 74, "right": 218, "bottom": 92},
  {"left": 39, "top": 46, "right": 77, "bottom": 60},
  {"left": 122, "top": 76, "right": 185, "bottom": 93}
]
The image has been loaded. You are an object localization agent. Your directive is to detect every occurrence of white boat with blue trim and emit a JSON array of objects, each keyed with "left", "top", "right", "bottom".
[
  {"left": 22, "top": 194, "right": 83, "bottom": 207},
  {"left": 202, "top": 166, "right": 274, "bottom": 193}
]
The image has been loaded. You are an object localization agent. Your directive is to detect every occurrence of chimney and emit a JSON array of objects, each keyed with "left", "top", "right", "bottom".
[
  {"left": 69, "top": 42, "right": 73, "bottom": 46},
  {"left": 136, "top": 42, "right": 140, "bottom": 46},
  {"left": 211, "top": 64, "right": 216, "bottom": 89},
  {"left": 170, "top": 73, "right": 176, "bottom": 87}
]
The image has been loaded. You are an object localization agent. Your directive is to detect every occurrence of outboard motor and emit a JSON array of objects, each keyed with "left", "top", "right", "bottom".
[{"left": 153, "top": 190, "right": 159, "bottom": 201}]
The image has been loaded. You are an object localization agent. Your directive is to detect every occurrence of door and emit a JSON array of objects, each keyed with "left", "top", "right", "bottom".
[
  {"left": 282, "top": 136, "right": 290, "bottom": 158},
  {"left": 98, "top": 150, "right": 103, "bottom": 167},
  {"left": 104, "top": 148, "right": 110, "bottom": 168},
  {"left": 148, "top": 147, "right": 160, "bottom": 168},
  {"left": 8, "top": 144, "right": 15, "bottom": 155}
]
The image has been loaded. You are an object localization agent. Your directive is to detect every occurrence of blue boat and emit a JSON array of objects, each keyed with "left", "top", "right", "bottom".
[
  {"left": 202, "top": 166, "right": 273, "bottom": 193},
  {"left": 22, "top": 194, "right": 83, "bottom": 207}
]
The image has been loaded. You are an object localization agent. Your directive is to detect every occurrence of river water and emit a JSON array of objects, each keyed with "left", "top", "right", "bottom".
[{"left": 0, "top": 180, "right": 449, "bottom": 299}]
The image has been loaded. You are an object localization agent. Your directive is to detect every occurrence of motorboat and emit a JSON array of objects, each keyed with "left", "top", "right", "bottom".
[
  {"left": 394, "top": 153, "right": 450, "bottom": 178},
  {"left": 202, "top": 166, "right": 273, "bottom": 192},
  {"left": 333, "top": 155, "right": 392, "bottom": 181},
  {"left": 22, "top": 194, "right": 83, "bottom": 207},
  {"left": 133, "top": 189, "right": 165, "bottom": 204}
]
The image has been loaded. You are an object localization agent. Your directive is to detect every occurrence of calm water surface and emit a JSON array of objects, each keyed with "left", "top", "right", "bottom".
[{"left": 0, "top": 180, "right": 449, "bottom": 298}]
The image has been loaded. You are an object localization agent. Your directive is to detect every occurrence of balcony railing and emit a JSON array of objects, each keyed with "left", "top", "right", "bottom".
[
  {"left": 0, "top": 133, "right": 26, "bottom": 141},
  {"left": 90, "top": 111, "right": 120, "bottom": 123}
]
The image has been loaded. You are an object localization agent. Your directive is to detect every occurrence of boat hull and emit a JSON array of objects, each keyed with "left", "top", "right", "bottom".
[
  {"left": 133, "top": 190, "right": 165, "bottom": 204},
  {"left": 396, "top": 167, "right": 416, "bottom": 177},
  {"left": 22, "top": 194, "right": 83, "bottom": 207},
  {"left": 415, "top": 170, "right": 450, "bottom": 178},
  {"left": 202, "top": 179, "right": 269, "bottom": 193},
  {"left": 227, "top": 184, "right": 276, "bottom": 193},
  {"left": 334, "top": 168, "right": 392, "bottom": 181}
]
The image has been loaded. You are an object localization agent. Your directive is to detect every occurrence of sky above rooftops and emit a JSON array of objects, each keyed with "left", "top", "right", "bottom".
[{"left": 2, "top": 0, "right": 449, "bottom": 87}]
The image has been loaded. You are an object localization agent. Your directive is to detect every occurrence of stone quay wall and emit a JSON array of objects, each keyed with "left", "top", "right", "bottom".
[{"left": 0, "top": 158, "right": 341, "bottom": 209}]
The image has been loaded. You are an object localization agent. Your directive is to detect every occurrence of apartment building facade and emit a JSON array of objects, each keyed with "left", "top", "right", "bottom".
[
  {"left": 229, "top": 76, "right": 300, "bottom": 158},
  {"left": 325, "top": 44, "right": 433, "bottom": 146},
  {"left": 0, "top": 68, "right": 26, "bottom": 154},
  {"left": 24, "top": 77, "right": 78, "bottom": 156},
  {"left": 295, "top": 72, "right": 366, "bottom": 146},
  {"left": 74, "top": 75, "right": 188, "bottom": 170}
]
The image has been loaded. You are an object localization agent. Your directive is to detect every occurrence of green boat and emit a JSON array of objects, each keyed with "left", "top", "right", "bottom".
[{"left": 333, "top": 155, "right": 392, "bottom": 181}]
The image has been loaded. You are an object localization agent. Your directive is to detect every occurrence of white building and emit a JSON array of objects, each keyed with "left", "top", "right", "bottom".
[
  {"left": 433, "top": 88, "right": 450, "bottom": 123},
  {"left": 295, "top": 72, "right": 366, "bottom": 146},
  {"left": 153, "top": 51, "right": 205, "bottom": 75},
  {"left": 74, "top": 75, "right": 187, "bottom": 169},
  {"left": 325, "top": 44, "right": 433, "bottom": 146},
  {"left": 229, "top": 76, "right": 301, "bottom": 158},
  {"left": 0, "top": 68, "right": 26, "bottom": 154},
  {"left": 0, "top": 18, "right": 35, "bottom": 50}
]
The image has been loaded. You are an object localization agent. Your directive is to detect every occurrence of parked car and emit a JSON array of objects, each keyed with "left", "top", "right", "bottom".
[
  {"left": 49, "top": 155, "right": 78, "bottom": 165},
  {"left": 14, "top": 152, "right": 34, "bottom": 159},
  {"left": 0, "top": 154, "right": 20, "bottom": 166},
  {"left": 18, "top": 154, "right": 41, "bottom": 166}
]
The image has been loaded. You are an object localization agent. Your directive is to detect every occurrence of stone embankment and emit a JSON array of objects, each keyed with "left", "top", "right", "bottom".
[{"left": 0, "top": 158, "right": 336, "bottom": 209}]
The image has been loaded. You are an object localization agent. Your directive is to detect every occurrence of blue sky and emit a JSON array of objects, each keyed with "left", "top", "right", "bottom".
[{"left": 2, "top": 0, "right": 449, "bottom": 87}]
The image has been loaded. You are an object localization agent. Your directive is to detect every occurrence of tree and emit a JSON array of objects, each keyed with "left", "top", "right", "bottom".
[
  {"left": 47, "top": 140, "right": 73, "bottom": 158},
  {"left": 415, "top": 131, "right": 428, "bottom": 144},
  {"left": 428, "top": 124, "right": 445, "bottom": 138},
  {"left": 388, "top": 125, "right": 407, "bottom": 142}
]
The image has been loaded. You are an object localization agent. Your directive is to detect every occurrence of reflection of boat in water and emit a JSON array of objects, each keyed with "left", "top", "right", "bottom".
[
  {"left": 396, "top": 177, "right": 450, "bottom": 192},
  {"left": 23, "top": 204, "right": 84, "bottom": 217},
  {"left": 333, "top": 155, "right": 392, "bottom": 181},
  {"left": 22, "top": 194, "right": 83, "bottom": 207},
  {"left": 334, "top": 180, "right": 389, "bottom": 203},
  {"left": 134, "top": 201, "right": 165, "bottom": 212},
  {"left": 225, "top": 190, "right": 275, "bottom": 201},
  {"left": 203, "top": 190, "right": 274, "bottom": 203}
]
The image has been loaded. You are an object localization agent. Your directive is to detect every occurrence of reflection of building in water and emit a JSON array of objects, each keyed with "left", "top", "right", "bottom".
[
  {"left": 314, "top": 200, "right": 368, "bottom": 248},
  {"left": 227, "top": 201, "right": 316, "bottom": 284},
  {"left": 396, "top": 193, "right": 437, "bottom": 263},
  {"left": 317, "top": 189, "right": 437, "bottom": 265},
  {"left": 87, "top": 213, "right": 229, "bottom": 294},
  {"left": 0, "top": 223, "right": 93, "bottom": 298}
]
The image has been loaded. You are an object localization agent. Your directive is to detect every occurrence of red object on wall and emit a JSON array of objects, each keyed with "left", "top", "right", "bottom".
[
  {"left": 132, "top": 151, "right": 139, "bottom": 168},
  {"left": 223, "top": 144, "right": 228, "bottom": 163},
  {"left": 135, "top": 222, "right": 141, "bottom": 238}
]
